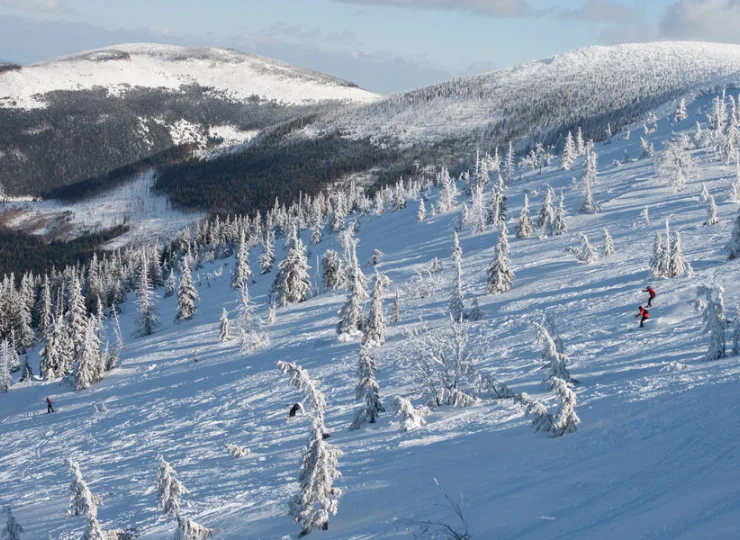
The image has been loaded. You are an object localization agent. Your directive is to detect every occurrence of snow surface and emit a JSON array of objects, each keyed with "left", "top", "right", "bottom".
[
  {"left": 0, "top": 170, "right": 205, "bottom": 247},
  {"left": 3, "top": 92, "right": 740, "bottom": 539},
  {"left": 0, "top": 43, "right": 380, "bottom": 110}
]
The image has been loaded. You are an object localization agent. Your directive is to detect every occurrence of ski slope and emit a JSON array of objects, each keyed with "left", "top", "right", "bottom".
[
  {"left": 0, "top": 43, "right": 380, "bottom": 111},
  {"left": 2, "top": 92, "right": 740, "bottom": 539}
]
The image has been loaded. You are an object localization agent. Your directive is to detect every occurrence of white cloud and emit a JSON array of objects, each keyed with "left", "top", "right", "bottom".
[
  {"left": 660, "top": 0, "right": 740, "bottom": 42},
  {"left": 333, "top": 0, "right": 532, "bottom": 17},
  {"left": 559, "top": 0, "right": 638, "bottom": 24},
  {"left": 0, "top": 0, "right": 61, "bottom": 11}
]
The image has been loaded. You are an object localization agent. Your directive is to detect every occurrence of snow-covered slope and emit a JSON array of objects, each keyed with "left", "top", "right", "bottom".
[
  {"left": 0, "top": 43, "right": 379, "bottom": 110},
  {"left": 2, "top": 88, "right": 740, "bottom": 539},
  {"left": 326, "top": 42, "right": 740, "bottom": 146}
]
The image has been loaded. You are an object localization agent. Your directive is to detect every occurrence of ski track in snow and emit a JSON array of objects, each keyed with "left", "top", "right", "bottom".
[{"left": 2, "top": 93, "right": 740, "bottom": 539}]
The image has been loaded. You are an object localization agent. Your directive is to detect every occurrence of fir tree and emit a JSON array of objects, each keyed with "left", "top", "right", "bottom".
[
  {"left": 449, "top": 253, "right": 465, "bottom": 323},
  {"left": 534, "top": 322, "right": 575, "bottom": 387},
  {"left": 602, "top": 228, "right": 616, "bottom": 257},
  {"left": 732, "top": 316, "right": 740, "bottom": 356},
  {"left": 174, "top": 515, "right": 214, "bottom": 540},
  {"left": 728, "top": 210, "right": 740, "bottom": 259},
  {"left": 576, "top": 233, "right": 598, "bottom": 264},
  {"left": 0, "top": 341, "right": 9, "bottom": 394},
  {"left": 551, "top": 377, "right": 580, "bottom": 436},
  {"left": 417, "top": 198, "right": 426, "bottom": 222},
  {"left": 537, "top": 186, "right": 555, "bottom": 233},
  {"left": 656, "top": 139, "right": 694, "bottom": 192},
  {"left": 553, "top": 192, "right": 568, "bottom": 235},
  {"left": 650, "top": 231, "right": 666, "bottom": 278},
  {"left": 349, "top": 346, "right": 384, "bottom": 430},
  {"left": 706, "top": 195, "right": 719, "bottom": 226},
  {"left": 136, "top": 254, "right": 159, "bottom": 337},
  {"left": 156, "top": 455, "right": 188, "bottom": 518},
  {"left": 451, "top": 232, "right": 463, "bottom": 264},
  {"left": 67, "top": 459, "right": 98, "bottom": 521},
  {"left": 667, "top": 231, "right": 688, "bottom": 278},
  {"left": 67, "top": 273, "right": 88, "bottom": 357},
  {"left": 580, "top": 181, "right": 601, "bottom": 214},
  {"left": 363, "top": 272, "right": 386, "bottom": 348},
  {"left": 232, "top": 230, "right": 252, "bottom": 289},
  {"left": 3, "top": 507, "right": 23, "bottom": 540},
  {"left": 674, "top": 98, "right": 688, "bottom": 122},
  {"left": 277, "top": 361, "right": 327, "bottom": 429},
  {"left": 393, "top": 288, "right": 400, "bottom": 323},
  {"left": 584, "top": 148, "right": 599, "bottom": 186},
  {"left": 38, "top": 275, "right": 52, "bottom": 337},
  {"left": 176, "top": 260, "right": 199, "bottom": 321},
  {"left": 505, "top": 140, "right": 516, "bottom": 182},
  {"left": 516, "top": 194, "right": 534, "bottom": 239},
  {"left": 703, "top": 293, "right": 726, "bottom": 362},
  {"left": 75, "top": 320, "right": 102, "bottom": 391},
  {"left": 272, "top": 228, "right": 311, "bottom": 307},
  {"left": 219, "top": 308, "right": 231, "bottom": 343},
  {"left": 337, "top": 241, "right": 368, "bottom": 338},
  {"left": 18, "top": 355, "right": 32, "bottom": 383},
  {"left": 260, "top": 231, "right": 276, "bottom": 275},
  {"left": 391, "top": 396, "right": 429, "bottom": 432},
  {"left": 576, "top": 127, "right": 586, "bottom": 156},
  {"left": 321, "top": 249, "right": 344, "bottom": 291},
  {"left": 164, "top": 271, "right": 176, "bottom": 298},
  {"left": 700, "top": 182, "right": 710, "bottom": 203},
  {"left": 487, "top": 226, "right": 514, "bottom": 294},
  {"left": 561, "top": 131, "right": 577, "bottom": 170}
]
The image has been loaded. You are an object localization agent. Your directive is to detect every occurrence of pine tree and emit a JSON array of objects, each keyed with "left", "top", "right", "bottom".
[
  {"left": 449, "top": 254, "right": 465, "bottom": 322},
  {"left": 277, "top": 361, "right": 327, "bottom": 428},
  {"left": 728, "top": 210, "right": 740, "bottom": 260},
  {"left": 337, "top": 241, "right": 368, "bottom": 338},
  {"left": 451, "top": 232, "right": 463, "bottom": 264},
  {"left": 174, "top": 515, "right": 214, "bottom": 540},
  {"left": 674, "top": 98, "right": 688, "bottom": 123},
  {"left": 470, "top": 185, "right": 487, "bottom": 234},
  {"left": 417, "top": 198, "right": 426, "bottom": 222},
  {"left": 272, "top": 228, "right": 311, "bottom": 307},
  {"left": 561, "top": 131, "right": 577, "bottom": 170},
  {"left": 487, "top": 226, "right": 514, "bottom": 294},
  {"left": 18, "top": 355, "right": 32, "bottom": 382},
  {"left": 321, "top": 249, "right": 344, "bottom": 291},
  {"left": 667, "top": 231, "right": 688, "bottom": 278},
  {"left": 363, "top": 272, "right": 386, "bottom": 348},
  {"left": 40, "top": 316, "right": 68, "bottom": 380},
  {"left": 656, "top": 139, "right": 694, "bottom": 192},
  {"left": 289, "top": 417, "right": 343, "bottom": 536},
  {"left": 393, "top": 288, "right": 400, "bottom": 323},
  {"left": 437, "top": 168, "right": 456, "bottom": 213},
  {"left": 650, "top": 231, "right": 665, "bottom": 278},
  {"left": 219, "top": 308, "right": 230, "bottom": 343},
  {"left": 639, "top": 137, "right": 654, "bottom": 159},
  {"left": 391, "top": 396, "right": 429, "bottom": 432},
  {"left": 67, "top": 459, "right": 98, "bottom": 521},
  {"left": 700, "top": 183, "right": 710, "bottom": 203},
  {"left": 0, "top": 341, "right": 9, "bottom": 394},
  {"left": 534, "top": 322, "right": 575, "bottom": 387},
  {"left": 38, "top": 275, "right": 52, "bottom": 337},
  {"left": 67, "top": 273, "right": 88, "bottom": 357},
  {"left": 505, "top": 141, "right": 516, "bottom": 182},
  {"left": 706, "top": 195, "right": 719, "bottom": 225},
  {"left": 551, "top": 377, "right": 580, "bottom": 436},
  {"left": 642, "top": 205, "right": 650, "bottom": 225},
  {"left": 602, "top": 228, "right": 616, "bottom": 257},
  {"left": 703, "top": 292, "right": 726, "bottom": 362},
  {"left": 576, "top": 233, "right": 598, "bottom": 264},
  {"left": 75, "top": 320, "right": 102, "bottom": 391},
  {"left": 537, "top": 186, "right": 555, "bottom": 233},
  {"left": 3, "top": 506, "right": 23, "bottom": 540},
  {"left": 267, "top": 303, "right": 277, "bottom": 325},
  {"left": 232, "top": 230, "right": 252, "bottom": 289},
  {"left": 156, "top": 455, "right": 188, "bottom": 518},
  {"left": 176, "top": 260, "right": 199, "bottom": 321},
  {"left": 553, "top": 192, "right": 568, "bottom": 235},
  {"left": 260, "top": 231, "right": 276, "bottom": 275},
  {"left": 349, "top": 346, "right": 384, "bottom": 430},
  {"left": 516, "top": 194, "right": 534, "bottom": 239},
  {"left": 732, "top": 316, "right": 740, "bottom": 356},
  {"left": 136, "top": 254, "right": 159, "bottom": 337},
  {"left": 584, "top": 148, "right": 599, "bottom": 186},
  {"left": 165, "top": 271, "right": 176, "bottom": 298},
  {"left": 580, "top": 181, "right": 601, "bottom": 214},
  {"left": 576, "top": 127, "right": 586, "bottom": 156}
]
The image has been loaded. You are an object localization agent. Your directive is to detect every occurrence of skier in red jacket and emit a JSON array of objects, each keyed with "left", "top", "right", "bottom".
[
  {"left": 46, "top": 396, "right": 54, "bottom": 413},
  {"left": 642, "top": 286, "right": 656, "bottom": 307},
  {"left": 635, "top": 306, "right": 650, "bottom": 328}
]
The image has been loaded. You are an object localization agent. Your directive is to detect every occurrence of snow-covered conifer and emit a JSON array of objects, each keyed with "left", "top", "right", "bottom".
[
  {"left": 534, "top": 322, "right": 575, "bottom": 387},
  {"left": 321, "top": 249, "right": 344, "bottom": 291},
  {"left": 644, "top": 112, "right": 658, "bottom": 134},
  {"left": 732, "top": 316, "right": 740, "bottom": 356},
  {"left": 449, "top": 254, "right": 465, "bottom": 322},
  {"left": 349, "top": 346, "right": 384, "bottom": 430},
  {"left": 602, "top": 228, "right": 616, "bottom": 257},
  {"left": 0, "top": 341, "right": 9, "bottom": 394},
  {"left": 674, "top": 98, "right": 688, "bottom": 123},
  {"left": 642, "top": 205, "right": 650, "bottom": 225},
  {"left": 487, "top": 226, "right": 514, "bottom": 294},
  {"left": 551, "top": 377, "right": 580, "bottom": 436},
  {"left": 516, "top": 194, "right": 533, "bottom": 239},
  {"left": 219, "top": 308, "right": 230, "bottom": 343},
  {"left": 584, "top": 148, "right": 599, "bottom": 186},
  {"left": 729, "top": 210, "right": 740, "bottom": 259},
  {"left": 19, "top": 355, "right": 32, "bottom": 382},
  {"left": 3, "top": 507, "right": 23, "bottom": 540},
  {"left": 702, "top": 292, "right": 726, "bottom": 362},
  {"left": 553, "top": 192, "right": 568, "bottom": 235},
  {"left": 272, "top": 228, "right": 311, "bottom": 307},
  {"left": 67, "top": 273, "right": 88, "bottom": 357},
  {"left": 451, "top": 232, "right": 462, "bottom": 264},
  {"left": 537, "top": 186, "right": 555, "bottom": 233},
  {"left": 260, "top": 231, "right": 276, "bottom": 275},
  {"left": 650, "top": 231, "right": 665, "bottom": 278},
  {"left": 164, "top": 271, "right": 176, "bottom": 299},
  {"left": 639, "top": 137, "right": 654, "bottom": 159},
  {"left": 393, "top": 288, "right": 400, "bottom": 323},
  {"left": 580, "top": 181, "right": 601, "bottom": 214},
  {"left": 67, "top": 459, "right": 97, "bottom": 521},
  {"left": 176, "top": 260, "right": 199, "bottom": 321},
  {"left": 232, "top": 230, "right": 252, "bottom": 289},
  {"left": 289, "top": 417, "right": 342, "bottom": 536},
  {"left": 576, "top": 233, "right": 598, "bottom": 264},
  {"left": 266, "top": 303, "right": 277, "bottom": 325},
  {"left": 656, "top": 139, "right": 694, "bottom": 192},
  {"left": 75, "top": 321, "right": 101, "bottom": 391},
  {"left": 576, "top": 127, "right": 586, "bottom": 156},
  {"left": 391, "top": 396, "right": 430, "bottom": 432},
  {"left": 561, "top": 131, "right": 577, "bottom": 170},
  {"left": 174, "top": 515, "right": 214, "bottom": 540},
  {"left": 337, "top": 243, "right": 367, "bottom": 338},
  {"left": 366, "top": 249, "right": 384, "bottom": 267},
  {"left": 156, "top": 455, "right": 188, "bottom": 518},
  {"left": 667, "top": 231, "right": 687, "bottom": 278},
  {"left": 277, "top": 361, "right": 327, "bottom": 428},
  {"left": 136, "top": 254, "right": 159, "bottom": 337},
  {"left": 467, "top": 298, "right": 483, "bottom": 321},
  {"left": 437, "top": 168, "right": 456, "bottom": 213},
  {"left": 417, "top": 198, "right": 426, "bottom": 222},
  {"left": 505, "top": 141, "right": 516, "bottom": 182},
  {"left": 700, "top": 182, "right": 710, "bottom": 203},
  {"left": 470, "top": 185, "right": 487, "bottom": 234},
  {"left": 39, "top": 275, "right": 52, "bottom": 336},
  {"left": 363, "top": 272, "right": 386, "bottom": 348},
  {"left": 706, "top": 195, "right": 719, "bottom": 226}
]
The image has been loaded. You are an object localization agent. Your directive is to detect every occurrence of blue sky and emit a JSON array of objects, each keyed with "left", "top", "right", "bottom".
[{"left": 1, "top": 0, "right": 739, "bottom": 93}]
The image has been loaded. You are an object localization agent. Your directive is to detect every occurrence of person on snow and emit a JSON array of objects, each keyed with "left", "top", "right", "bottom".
[
  {"left": 46, "top": 396, "right": 54, "bottom": 413},
  {"left": 635, "top": 306, "right": 650, "bottom": 328},
  {"left": 642, "top": 286, "right": 656, "bottom": 307},
  {"left": 288, "top": 403, "right": 302, "bottom": 418}
]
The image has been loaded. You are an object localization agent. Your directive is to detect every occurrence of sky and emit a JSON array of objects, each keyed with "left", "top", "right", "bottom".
[{"left": 1, "top": 0, "right": 740, "bottom": 94}]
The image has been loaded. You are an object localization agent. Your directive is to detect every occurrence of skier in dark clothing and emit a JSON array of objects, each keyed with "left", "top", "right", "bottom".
[
  {"left": 642, "top": 286, "right": 656, "bottom": 307},
  {"left": 288, "top": 403, "right": 302, "bottom": 418},
  {"left": 46, "top": 396, "right": 54, "bottom": 413},
  {"left": 635, "top": 306, "right": 650, "bottom": 328}
]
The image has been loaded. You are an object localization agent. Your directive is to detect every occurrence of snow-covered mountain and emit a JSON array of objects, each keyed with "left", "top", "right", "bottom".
[{"left": 2, "top": 79, "right": 740, "bottom": 539}]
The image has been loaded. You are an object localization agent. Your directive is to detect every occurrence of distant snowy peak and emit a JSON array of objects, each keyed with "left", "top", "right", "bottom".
[{"left": 0, "top": 43, "right": 380, "bottom": 110}]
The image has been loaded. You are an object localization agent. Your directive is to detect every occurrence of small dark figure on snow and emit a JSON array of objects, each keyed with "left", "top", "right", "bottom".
[
  {"left": 46, "top": 396, "right": 54, "bottom": 413},
  {"left": 635, "top": 306, "right": 650, "bottom": 328},
  {"left": 288, "top": 403, "right": 302, "bottom": 418},
  {"left": 643, "top": 286, "right": 656, "bottom": 307}
]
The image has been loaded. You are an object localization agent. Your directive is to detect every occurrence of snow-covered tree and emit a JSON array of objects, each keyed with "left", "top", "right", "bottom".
[
  {"left": 391, "top": 396, "right": 429, "bottom": 432},
  {"left": 67, "top": 273, "right": 88, "bottom": 357},
  {"left": 363, "top": 272, "right": 386, "bottom": 348},
  {"left": 644, "top": 112, "right": 658, "bottom": 134},
  {"left": 174, "top": 515, "right": 214, "bottom": 540},
  {"left": 0, "top": 341, "right": 9, "bottom": 394},
  {"left": 156, "top": 455, "right": 188, "bottom": 518},
  {"left": 451, "top": 231, "right": 463, "bottom": 264},
  {"left": 470, "top": 185, "right": 487, "bottom": 234},
  {"left": 516, "top": 194, "right": 534, "bottom": 239},
  {"left": 505, "top": 141, "right": 516, "bottom": 182},
  {"left": 602, "top": 228, "right": 616, "bottom": 257},
  {"left": 289, "top": 417, "right": 343, "bottom": 536},
  {"left": 18, "top": 355, "right": 32, "bottom": 383},
  {"left": 730, "top": 172, "right": 740, "bottom": 203},
  {"left": 537, "top": 186, "right": 555, "bottom": 234},
  {"left": 728, "top": 210, "right": 740, "bottom": 259},
  {"left": 349, "top": 346, "right": 384, "bottom": 430},
  {"left": 584, "top": 148, "right": 599, "bottom": 186},
  {"left": 534, "top": 322, "right": 575, "bottom": 387},
  {"left": 561, "top": 131, "right": 577, "bottom": 170},
  {"left": 75, "top": 321, "right": 102, "bottom": 391},
  {"left": 487, "top": 226, "right": 514, "bottom": 294},
  {"left": 38, "top": 275, "right": 52, "bottom": 337},
  {"left": 277, "top": 361, "right": 327, "bottom": 428},
  {"left": 702, "top": 294, "right": 726, "bottom": 362},
  {"left": 576, "top": 127, "right": 586, "bottom": 156},
  {"left": 580, "top": 180, "right": 601, "bottom": 214},
  {"left": 642, "top": 205, "right": 650, "bottom": 225},
  {"left": 3, "top": 507, "right": 23, "bottom": 540},
  {"left": 437, "top": 167, "right": 456, "bottom": 213},
  {"left": 417, "top": 198, "right": 426, "bottom": 222},
  {"left": 176, "top": 260, "right": 199, "bottom": 321},
  {"left": 219, "top": 308, "right": 231, "bottom": 343},
  {"left": 337, "top": 244, "right": 367, "bottom": 338},
  {"left": 699, "top": 183, "right": 710, "bottom": 204},
  {"left": 136, "top": 254, "right": 159, "bottom": 337},
  {"left": 732, "top": 316, "right": 740, "bottom": 356},
  {"left": 449, "top": 254, "right": 465, "bottom": 322},
  {"left": 272, "top": 228, "right": 311, "bottom": 307},
  {"left": 232, "top": 230, "right": 252, "bottom": 289},
  {"left": 553, "top": 192, "right": 568, "bottom": 235},
  {"left": 393, "top": 288, "right": 400, "bottom": 324},
  {"left": 321, "top": 249, "right": 344, "bottom": 291},
  {"left": 650, "top": 231, "right": 666, "bottom": 278},
  {"left": 674, "top": 98, "right": 688, "bottom": 123},
  {"left": 260, "top": 231, "right": 276, "bottom": 275},
  {"left": 164, "top": 271, "right": 176, "bottom": 299},
  {"left": 575, "top": 233, "right": 598, "bottom": 264},
  {"left": 639, "top": 137, "right": 654, "bottom": 159},
  {"left": 656, "top": 139, "right": 694, "bottom": 192},
  {"left": 667, "top": 231, "right": 688, "bottom": 278},
  {"left": 366, "top": 249, "right": 384, "bottom": 267},
  {"left": 67, "top": 459, "right": 97, "bottom": 521},
  {"left": 706, "top": 195, "right": 719, "bottom": 226},
  {"left": 551, "top": 377, "right": 580, "bottom": 436}
]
